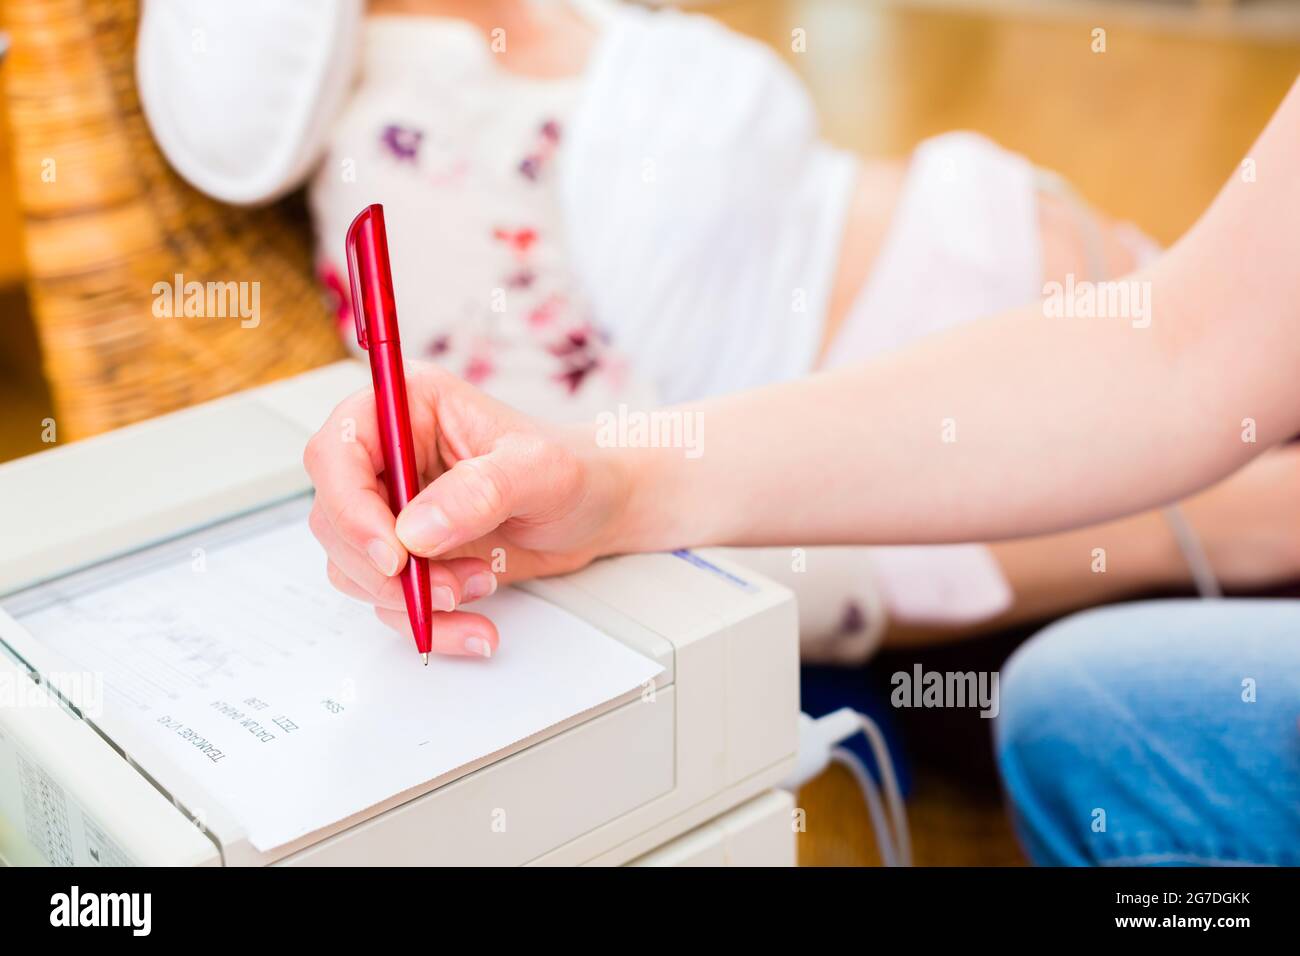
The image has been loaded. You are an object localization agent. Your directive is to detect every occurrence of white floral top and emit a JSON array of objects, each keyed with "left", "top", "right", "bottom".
[{"left": 310, "top": 15, "right": 637, "bottom": 421}]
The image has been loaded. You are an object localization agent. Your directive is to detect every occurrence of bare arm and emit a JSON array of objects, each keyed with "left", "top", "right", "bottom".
[
  {"left": 617, "top": 79, "right": 1300, "bottom": 553},
  {"left": 305, "top": 80, "right": 1300, "bottom": 652}
]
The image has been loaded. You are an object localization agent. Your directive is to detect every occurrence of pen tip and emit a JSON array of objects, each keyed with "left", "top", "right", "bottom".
[{"left": 421, "top": 653, "right": 429, "bottom": 666}]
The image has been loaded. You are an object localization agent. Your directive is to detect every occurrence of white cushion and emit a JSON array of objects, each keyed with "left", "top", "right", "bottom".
[{"left": 136, "top": 0, "right": 363, "bottom": 205}]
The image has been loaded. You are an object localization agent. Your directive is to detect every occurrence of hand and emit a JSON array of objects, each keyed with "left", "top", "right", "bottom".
[{"left": 303, "top": 363, "right": 628, "bottom": 655}]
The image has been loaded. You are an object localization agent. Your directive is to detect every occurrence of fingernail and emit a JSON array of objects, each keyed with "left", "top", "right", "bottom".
[
  {"left": 463, "top": 572, "right": 497, "bottom": 602},
  {"left": 366, "top": 539, "right": 400, "bottom": 576},
  {"left": 397, "top": 504, "right": 452, "bottom": 555},
  {"left": 464, "top": 636, "right": 493, "bottom": 658},
  {"left": 432, "top": 586, "right": 455, "bottom": 612}
]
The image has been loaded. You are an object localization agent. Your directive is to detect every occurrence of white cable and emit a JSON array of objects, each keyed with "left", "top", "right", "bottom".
[
  {"left": 830, "top": 747, "right": 896, "bottom": 867},
  {"left": 782, "top": 707, "right": 912, "bottom": 866},
  {"left": 854, "top": 711, "right": 912, "bottom": 867}
]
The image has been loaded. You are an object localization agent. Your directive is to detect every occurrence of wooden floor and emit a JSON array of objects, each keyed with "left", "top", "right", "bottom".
[
  {"left": 799, "top": 765, "right": 1026, "bottom": 866},
  {"left": 2, "top": 0, "right": 1298, "bottom": 866},
  {"left": 714, "top": 0, "right": 1300, "bottom": 243}
]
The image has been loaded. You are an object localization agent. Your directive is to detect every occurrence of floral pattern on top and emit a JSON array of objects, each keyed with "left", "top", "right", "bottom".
[
  {"left": 380, "top": 123, "right": 423, "bottom": 163},
  {"left": 519, "top": 119, "right": 561, "bottom": 181},
  {"left": 316, "top": 101, "right": 632, "bottom": 414}
]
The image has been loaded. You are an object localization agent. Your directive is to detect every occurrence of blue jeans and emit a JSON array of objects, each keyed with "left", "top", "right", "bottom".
[{"left": 995, "top": 599, "right": 1300, "bottom": 866}]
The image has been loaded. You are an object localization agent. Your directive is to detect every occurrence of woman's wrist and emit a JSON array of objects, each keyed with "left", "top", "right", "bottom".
[{"left": 564, "top": 422, "right": 702, "bottom": 560}]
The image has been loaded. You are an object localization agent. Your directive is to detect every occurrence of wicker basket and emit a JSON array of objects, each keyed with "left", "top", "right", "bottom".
[{"left": 1, "top": 0, "right": 345, "bottom": 439}]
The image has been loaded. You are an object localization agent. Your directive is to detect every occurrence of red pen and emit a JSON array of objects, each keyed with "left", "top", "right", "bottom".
[{"left": 345, "top": 204, "right": 435, "bottom": 664}]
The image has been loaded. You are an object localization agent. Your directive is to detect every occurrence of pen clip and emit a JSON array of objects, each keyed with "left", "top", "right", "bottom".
[
  {"left": 345, "top": 229, "right": 369, "bottom": 352},
  {"left": 343, "top": 210, "right": 369, "bottom": 353}
]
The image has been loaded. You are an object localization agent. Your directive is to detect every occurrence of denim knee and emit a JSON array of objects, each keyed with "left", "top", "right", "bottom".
[
  {"left": 996, "top": 599, "right": 1300, "bottom": 866},
  {"left": 995, "top": 607, "right": 1118, "bottom": 865}
]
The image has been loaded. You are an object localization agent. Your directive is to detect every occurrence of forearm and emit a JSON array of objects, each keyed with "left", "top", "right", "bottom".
[
  {"left": 612, "top": 310, "right": 1197, "bottom": 550},
  {"left": 881, "top": 441, "right": 1300, "bottom": 647},
  {"left": 606, "top": 79, "right": 1300, "bottom": 554},
  {"left": 878, "top": 511, "right": 1185, "bottom": 649},
  {"left": 610, "top": 250, "right": 1293, "bottom": 554}
]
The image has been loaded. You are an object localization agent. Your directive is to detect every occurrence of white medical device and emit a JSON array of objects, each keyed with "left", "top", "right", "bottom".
[{"left": 0, "top": 362, "right": 799, "bottom": 866}]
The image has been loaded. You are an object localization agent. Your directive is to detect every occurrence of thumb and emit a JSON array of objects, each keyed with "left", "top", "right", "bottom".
[{"left": 396, "top": 452, "right": 518, "bottom": 557}]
